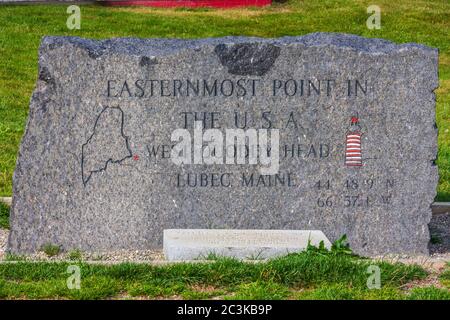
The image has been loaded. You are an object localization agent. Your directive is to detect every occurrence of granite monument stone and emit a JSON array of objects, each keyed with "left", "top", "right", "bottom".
[{"left": 8, "top": 33, "right": 438, "bottom": 256}]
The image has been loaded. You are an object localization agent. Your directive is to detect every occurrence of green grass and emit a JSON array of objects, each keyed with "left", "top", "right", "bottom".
[
  {"left": 41, "top": 243, "right": 61, "bottom": 257},
  {"left": 0, "top": 1, "right": 449, "bottom": 198},
  {"left": 67, "top": 249, "right": 83, "bottom": 261},
  {"left": 407, "top": 287, "right": 450, "bottom": 300},
  {"left": 0, "top": 0, "right": 449, "bottom": 301},
  {"left": 226, "top": 281, "right": 291, "bottom": 300},
  {"left": 295, "top": 284, "right": 403, "bottom": 300},
  {"left": 440, "top": 262, "right": 450, "bottom": 289},
  {"left": 0, "top": 249, "right": 432, "bottom": 300},
  {"left": 0, "top": 202, "right": 9, "bottom": 229},
  {"left": 0, "top": 241, "right": 447, "bottom": 300}
]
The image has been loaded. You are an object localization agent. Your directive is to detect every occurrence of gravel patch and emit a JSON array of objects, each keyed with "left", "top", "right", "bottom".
[
  {"left": 0, "top": 228, "right": 165, "bottom": 262},
  {"left": 0, "top": 213, "right": 448, "bottom": 264},
  {"left": 21, "top": 249, "right": 166, "bottom": 262},
  {"left": 429, "top": 212, "right": 450, "bottom": 254},
  {"left": 400, "top": 273, "right": 447, "bottom": 291},
  {"left": 0, "top": 229, "right": 7, "bottom": 260}
]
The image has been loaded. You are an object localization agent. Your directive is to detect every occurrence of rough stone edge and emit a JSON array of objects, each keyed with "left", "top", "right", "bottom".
[{"left": 39, "top": 32, "right": 438, "bottom": 58}]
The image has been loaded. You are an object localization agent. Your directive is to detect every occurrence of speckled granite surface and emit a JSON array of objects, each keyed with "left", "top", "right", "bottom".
[{"left": 8, "top": 33, "right": 438, "bottom": 256}]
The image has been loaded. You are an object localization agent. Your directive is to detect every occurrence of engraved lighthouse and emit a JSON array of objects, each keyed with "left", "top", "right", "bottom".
[{"left": 345, "top": 116, "right": 363, "bottom": 167}]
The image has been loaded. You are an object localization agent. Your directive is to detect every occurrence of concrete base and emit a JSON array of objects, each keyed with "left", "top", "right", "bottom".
[{"left": 163, "top": 229, "right": 331, "bottom": 261}]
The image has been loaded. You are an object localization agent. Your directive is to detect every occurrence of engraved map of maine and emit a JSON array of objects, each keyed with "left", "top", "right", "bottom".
[{"left": 81, "top": 106, "right": 132, "bottom": 186}]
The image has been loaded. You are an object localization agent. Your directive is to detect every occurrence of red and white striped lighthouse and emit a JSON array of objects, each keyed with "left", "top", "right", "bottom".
[{"left": 345, "top": 116, "right": 363, "bottom": 167}]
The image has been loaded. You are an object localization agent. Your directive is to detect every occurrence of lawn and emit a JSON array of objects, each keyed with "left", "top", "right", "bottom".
[
  {"left": 0, "top": 0, "right": 449, "bottom": 198},
  {"left": 1, "top": 246, "right": 449, "bottom": 300},
  {"left": 0, "top": 1, "right": 449, "bottom": 301}
]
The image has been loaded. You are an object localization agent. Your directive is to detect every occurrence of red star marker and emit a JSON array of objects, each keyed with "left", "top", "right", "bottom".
[
  {"left": 133, "top": 154, "right": 139, "bottom": 161},
  {"left": 351, "top": 116, "right": 359, "bottom": 124}
]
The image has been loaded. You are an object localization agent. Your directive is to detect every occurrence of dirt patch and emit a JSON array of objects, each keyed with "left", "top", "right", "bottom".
[
  {"left": 189, "top": 284, "right": 219, "bottom": 293},
  {"left": 400, "top": 273, "right": 446, "bottom": 291}
]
